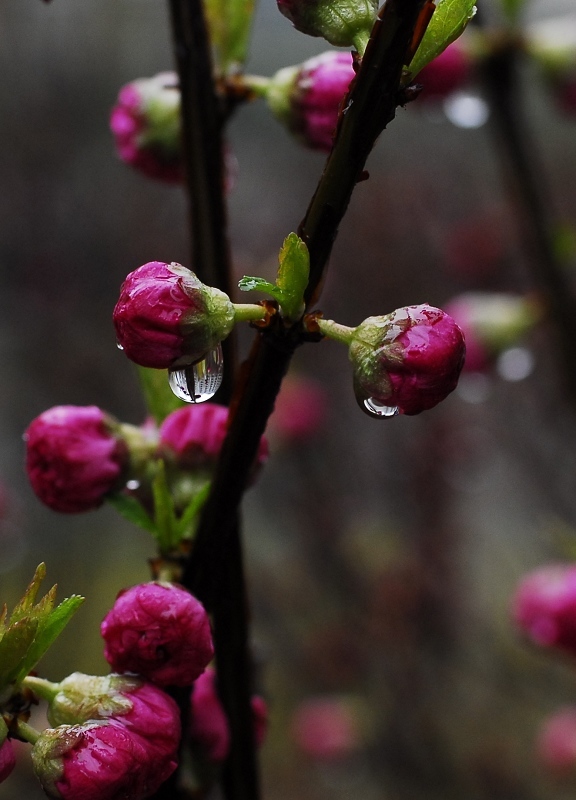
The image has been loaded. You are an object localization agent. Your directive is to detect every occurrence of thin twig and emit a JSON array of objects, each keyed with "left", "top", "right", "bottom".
[
  {"left": 183, "top": 0, "right": 430, "bottom": 601},
  {"left": 479, "top": 37, "right": 576, "bottom": 403},
  {"left": 166, "top": 2, "right": 259, "bottom": 800}
]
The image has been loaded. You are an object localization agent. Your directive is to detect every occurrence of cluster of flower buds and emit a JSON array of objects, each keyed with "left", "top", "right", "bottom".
[
  {"left": 28, "top": 672, "right": 181, "bottom": 799},
  {"left": 19, "top": 581, "right": 216, "bottom": 799},
  {"left": 265, "top": 52, "right": 356, "bottom": 152},
  {"left": 316, "top": 303, "right": 465, "bottom": 417},
  {"left": 24, "top": 402, "right": 268, "bottom": 515},
  {"left": 110, "top": 72, "right": 183, "bottom": 183},
  {"left": 444, "top": 292, "right": 541, "bottom": 372}
]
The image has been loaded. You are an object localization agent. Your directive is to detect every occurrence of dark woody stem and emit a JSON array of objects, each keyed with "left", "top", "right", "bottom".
[
  {"left": 166, "top": 3, "right": 258, "bottom": 800},
  {"left": 479, "top": 37, "right": 576, "bottom": 404},
  {"left": 183, "top": 0, "right": 430, "bottom": 605}
]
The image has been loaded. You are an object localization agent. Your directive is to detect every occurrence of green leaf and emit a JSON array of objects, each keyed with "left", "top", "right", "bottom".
[
  {"left": 0, "top": 618, "right": 39, "bottom": 686},
  {"left": 406, "top": 0, "right": 476, "bottom": 80},
  {"left": 10, "top": 563, "right": 46, "bottom": 623},
  {"left": 238, "top": 276, "right": 282, "bottom": 301},
  {"left": 107, "top": 493, "right": 157, "bottom": 535},
  {"left": 137, "top": 366, "right": 185, "bottom": 425},
  {"left": 152, "top": 461, "right": 179, "bottom": 552},
  {"left": 177, "top": 481, "right": 211, "bottom": 540},
  {"left": 204, "top": 0, "right": 256, "bottom": 73},
  {"left": 276, "top": 233, "right": 310, "bottom": 322},
  {"left": 15, "top": 595, "right": 85, "bottom": 684}
]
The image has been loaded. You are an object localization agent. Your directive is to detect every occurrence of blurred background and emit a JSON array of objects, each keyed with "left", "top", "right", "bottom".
[{"left": 1, "top": 0, "right": 576, "bottom": 797}]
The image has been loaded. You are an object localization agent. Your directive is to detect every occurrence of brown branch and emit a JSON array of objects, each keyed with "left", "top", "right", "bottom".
[{"left": 183, "top": 0, "right": 430, "bottom": 601}]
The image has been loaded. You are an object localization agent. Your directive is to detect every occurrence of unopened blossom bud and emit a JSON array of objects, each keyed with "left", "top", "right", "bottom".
[
  {"left": 113, "top": 261, "right": 236, "bottom": 370},
  {"left": 0, "top": 740, "right": 15, "bottom": 783},
  {"left": 537, "top": 707, "right": 576, "bottom": 775},
  {"left": 277, "top": 0, "right": 376, "bottom": 50},
  {"left": 267, "top": 52, "right": 356, "bottom": 152},
  {"left": 24, "top": 405, "right": 129, "bottom": 513},
  {"left": 342, "top": 304, "right": 465, "bottom": 415},
  {"left": 444, "top": 292, "right": 541, "bottom": 372},
  {"left": 101, "top": 582, "right": 214, "bottom": 687},
  {"left": 110, "top": 72, "right": 183, "bottom": 183},
  {"left": 36, "top": 673, "right": 180, "bottom": 762},
  {"left": 159, "top": 403, "right": 268, "bottom": 477},
  {"left": 190, "top": 668, "right": 268, "bottom": 763},
  {"left": 291, "top": 696, "right": 361, "bottom": 761},
  {"left": 512, "top": 564, "right": 576, "bottom": 656},
  {"left": 416, "top": 41, "right": 471, "bottom": 100},
  {"left": 31, "top": 720, "right": 175, "bottom": 800}
]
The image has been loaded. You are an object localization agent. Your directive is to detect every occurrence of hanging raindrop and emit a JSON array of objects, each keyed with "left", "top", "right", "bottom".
[
  {"left": 116, "top": 342, "right": 124, "bottom": 351},
  {"left": 362, "top": 397, "right": 400, "bottom": 418},
  {"left": 168, "top": 344, "right": 224, "bottom": 403}
]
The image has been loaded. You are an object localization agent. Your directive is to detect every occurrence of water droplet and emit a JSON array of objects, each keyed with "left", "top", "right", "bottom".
[
  {"left": 168, "top": 345, "right": 224, "bottom": 403},
  {"left": 496, "top": 347, "right": 534, "bottom": 382},
  {"left": 363, "top": 398, "right": 399, "bottom": 418},
  {"left": 443, "top": 92, "right": 490, "bottom": 129},
  {"left": 116, "top": 342, "right": 124, "bottom": 351},
  {"left": 126, "top": 479, "right": 140, "bottom": 491}
]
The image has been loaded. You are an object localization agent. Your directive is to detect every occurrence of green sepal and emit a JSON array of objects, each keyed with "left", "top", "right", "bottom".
[
  {"left": 204, "top": 0, "right": 256, "bottom": 74},
  {"left": 137, "top": 366, "right": 185, "bottom": 425},
  {"left": 0, "top": 565, "right": 84, "bottom": 689},
  {"left": 239, "top": 233, "right": 310, "bottom": 322},
  {"left": 406, "top": 0, "right": 476, "bottom": 81},
  {"left": 107, "top": 493, "right": 157, "bottom": 535}
]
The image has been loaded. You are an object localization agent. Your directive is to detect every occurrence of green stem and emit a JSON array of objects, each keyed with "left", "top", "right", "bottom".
[
  {"left": 22, "top": 676, "right": 59, "bottom": 702},
  {"left": 240, "top": 75, "right": 272, "bottom": 99},
  {"left": 316, "top": 318, "right": 355, "bottom": 345},
  {"left": 15, "top": 720, "right": 41, "bottom": 745},
  {"left": 233, "top": 303, "right": 268, "bottom": 322}
]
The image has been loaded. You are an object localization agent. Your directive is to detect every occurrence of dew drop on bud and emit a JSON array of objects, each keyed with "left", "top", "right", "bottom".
[
  {"left": 362, "top": 398, "right": 400, "bottom": 418},
  {"left": 116, "top": 342, "right": 124, "bottom": 351},
  {"left": 168, "top": 344, "right": 224, "bottom": 403}
]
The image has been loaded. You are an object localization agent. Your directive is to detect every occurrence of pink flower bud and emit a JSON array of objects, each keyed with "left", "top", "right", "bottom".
[
  {"left": 110, "top": 73, "right": 183, "bottom": 184},
  {"left": 537, "top": 707, "right": 576, "bottom": 775},
  {"left": 31, "top": 720, "right": 175, "bottom": 800},
  {"left": 101, "top": 582, "right": 214, "bottom": 687},
  {"left": 0, "top": 740, "right": 15, "bottom": 783},
  {"left": 416, "top": 42, "right": 470, "bottom": 100},
  {"left": 268, "top": 52, "right": 355, "bottom": 152},
  {"left": 291, "top": 697, "right": 360, "bottom": 761},
  {"left": 46, "top": 673, "right": 181, "bottom": 762},
  {"left": 444, "top": 293, "right": 541, "bottom": 373},
  {"left": 24, "top": 405, "right": 128, "bottom": 513},
  {"left": 190, "top": 668, "right": 268, "bottom": 763},
  {"left": 512, "top": 564, "right": 576, "bottom": 655},
  {"left": 277, "top": 0, "right": 377, "bottom": 48},
  {"left": 159, "top": 403, "right": 268, "bottom": 476},
  {"left": 113, "top": 261, "right": 235, "bottom": 370},
  {"left": 350, "top": 304, "right": 465, "bottom": 416}
]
